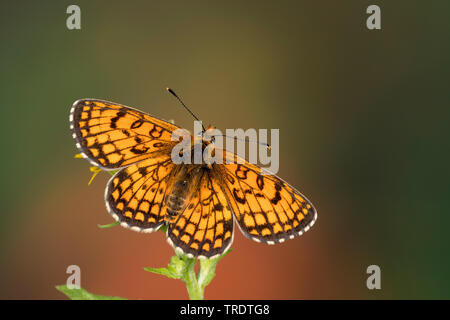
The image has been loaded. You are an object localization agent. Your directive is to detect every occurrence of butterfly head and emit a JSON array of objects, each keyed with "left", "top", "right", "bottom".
[
  {"left": 188, "top": 125, "right": 218, "bottom": 168},
  {"left": 191, "top": 125, "right": 216, "bottom": 149},
  {"left": 202, "top": 125, "right": 218, "bottom": 145}
]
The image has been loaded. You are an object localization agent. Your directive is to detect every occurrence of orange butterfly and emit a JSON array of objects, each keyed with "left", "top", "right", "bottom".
[{"left": 70, "top": 91, "right": 317, "bottom": 259}]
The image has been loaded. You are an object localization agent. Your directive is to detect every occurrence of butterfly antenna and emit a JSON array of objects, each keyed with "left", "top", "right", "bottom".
[
  {"left": 166, "top": 87, "right": 206, "bottom": 131},
  {"left": 220, "top": 135, "right": 271, "bottom": 149}
]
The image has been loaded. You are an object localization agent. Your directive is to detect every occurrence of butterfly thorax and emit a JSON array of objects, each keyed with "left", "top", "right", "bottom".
[
  {"left": 163, "top": 135, "right": 216, "bottom": 222},
  {"left": 180, "top": 137, "right": 216, "bottom": 168},
  {"left": 164, "top": 164, "right": 205, "bottom": 223}
]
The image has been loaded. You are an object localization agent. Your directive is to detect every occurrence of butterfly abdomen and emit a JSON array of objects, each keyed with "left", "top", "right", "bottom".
[
  {"left": 166, "top": 191, "right": 188, "bottom": 221},
  {"left": 164, "top": 165, "right": 205, "bottom": 223}
]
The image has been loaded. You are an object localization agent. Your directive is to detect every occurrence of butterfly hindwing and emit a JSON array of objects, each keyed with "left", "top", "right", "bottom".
[
  {"left": 105, "top": 157, "right": 174, "bottom": 232},
  {"left": 166, "top": 171, "right": 234, "bottom": 259},
  {"left": 70, "top": 99, "right": 179, "bottom": 169}
]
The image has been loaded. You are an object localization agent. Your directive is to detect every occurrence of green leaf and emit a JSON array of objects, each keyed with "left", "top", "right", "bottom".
[
  {"left": 144, "top": 249, "right": 232, "bottom": 300},
  {"left": 56, "top": 285, "right": 126, "bottom": 300},
  {"left": 144, "top": 267, "right": 180, "bottom": 279},
  {"left": 144, "top": 255, "right": 186, "bottom": 279},
  {"left": 158, "top": 224, "right": 168, "bottom": 233},
  {"left": 167, "top": 255, "right": 188, "bottom": 276},
  {"left": 97, "top": 221, "right": 120, "bottom": 229}
]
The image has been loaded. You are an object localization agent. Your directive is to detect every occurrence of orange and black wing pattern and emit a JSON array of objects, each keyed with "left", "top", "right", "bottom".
[
  {"left": 70, "top": 98, "right": 317, "bottom": 258},
  {"left": 166, "top": 172, "right": 234, "bottom": 259},
  {"left": 70, "top": 99, "right": 179, "bottom": 169},
  {"left": 215, "top": 152, "right": 317, "bottom": 244},
  {"left": 105, "top": 156, "right": 174, "bottom": 232}
]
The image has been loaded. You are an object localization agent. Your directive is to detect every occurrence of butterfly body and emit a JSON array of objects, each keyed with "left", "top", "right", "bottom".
[
  {"left": 70, "top": 98, "right": 317, "bottom": 259},
  {"left": 164, "top": 164, "right": 204, "bottom": 222}
]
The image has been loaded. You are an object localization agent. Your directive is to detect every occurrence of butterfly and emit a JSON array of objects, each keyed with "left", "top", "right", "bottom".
[{"left": 69, "top": 92, "right": 317, "bottom": 259}]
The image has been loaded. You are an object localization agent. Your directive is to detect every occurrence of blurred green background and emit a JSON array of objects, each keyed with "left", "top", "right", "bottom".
[{"left": 0, "top": 0, "right": 449, "bottom": 299}]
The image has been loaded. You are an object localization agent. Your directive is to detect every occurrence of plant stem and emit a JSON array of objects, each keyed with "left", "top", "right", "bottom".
[
  {"left": 145, "top": 243, "right": 232, "bottom": 299},
  {"left": 183, "top": 258, "right": 203, "bottom": 300}
]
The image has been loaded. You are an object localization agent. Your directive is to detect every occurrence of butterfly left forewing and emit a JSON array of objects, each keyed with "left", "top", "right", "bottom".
[{"left": 70, "top": 99, "right": 180, "bottom": 169}]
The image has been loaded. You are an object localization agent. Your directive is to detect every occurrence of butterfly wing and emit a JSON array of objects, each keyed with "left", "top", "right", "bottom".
[
  {"left": 215, "top": 151, "right": 317, "bottom": 244},
  {"left": 105, "top": 156, "right": 175, "bottom": 232},
  {"left": 70, "top": 99, "right": 180, "bottom": 169},
  {"left": 166, "top": 170, "right": 234, "bottom": 259}
]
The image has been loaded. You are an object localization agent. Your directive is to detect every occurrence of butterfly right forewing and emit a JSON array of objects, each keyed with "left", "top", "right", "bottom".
[{"left": 214, "top": 151, "right": 317, "bottom": 244}]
